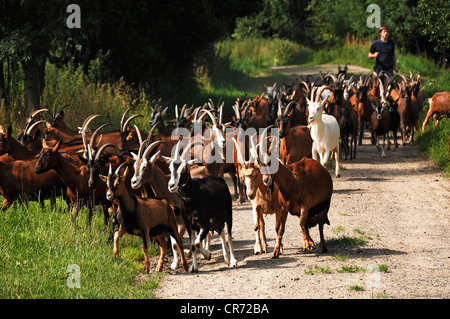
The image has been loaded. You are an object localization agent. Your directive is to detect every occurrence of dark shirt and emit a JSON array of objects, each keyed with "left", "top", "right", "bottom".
[{"left": 370, "top": 38, "right": 395, "bottom": 68}]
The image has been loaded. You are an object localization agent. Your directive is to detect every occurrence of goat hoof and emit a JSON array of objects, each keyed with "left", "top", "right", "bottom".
[
  {"left": 189, "top": 265, "right": 199, "bottom": 273},
  {"left": 229, "top": 258, "right": 238, "bottom": 268},
  {"left": 203, "top": 251, "right": 211, "bottom": 261},
  {"left": 303, "top": 240, "right": 315, "bottom": 251}
]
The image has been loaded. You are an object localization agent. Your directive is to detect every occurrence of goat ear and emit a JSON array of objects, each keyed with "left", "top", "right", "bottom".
[
  {"left": 131, "top": 152, "right": 138, "bottom": 161},
  {"left": 53, "top": 138, "right": 63, "bottom": 152},
  {"left": 162, "top": 156, "right": 173, "bottom": 164},
  {"left": 99, "top": 174, "right": 108, "bottom": 183},
  {"left": 149, "top": 150, "right": 161, "bottom": 164},
  {"left": 122, "top": 166, "right": 129, "bottom": 179}
]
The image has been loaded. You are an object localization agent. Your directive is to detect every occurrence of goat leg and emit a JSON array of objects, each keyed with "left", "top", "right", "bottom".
[
  {"left": 70, "top": 204, "right": 80, "bottom": 228},
  {"left": 142, "top": 233, "right": 150, "bottom": 273},
  {"left": 225, "top": 222, "right": 237, "bottom": 267},
  {"left": 299, "top": 208, "right": 315, "bottom": 251},
  {"left": 153, "top": 235, "right": 166, "bottom": 272},
  {"left": 219, "top": 230, "right": 231, "bottom": 265},
  {"left": 259, "top": 212, "right": 267, "bottom": 254},
  {"left": 170, "top": 235, "right": 188, "bottom": 272},
  {"left": 194, "top": 229, "right": 211, "bottom": 261},
  {"left": 252, "top": 207, "right": 263, "bottom": 255},
  {"left": 113, "top": 226, "right": 127, "bottom": 257},
  {"left": 333, "top": 147, "right": 340, "bottom": 178},
  {"left": 272, "top": 210, "right": 287, "bottom": 258},
  {"left": 189, "top": 231, "right": 199, "bottom": 273},
  {"left": 319, "top": 223, "right": 328, "bottom": 253}
]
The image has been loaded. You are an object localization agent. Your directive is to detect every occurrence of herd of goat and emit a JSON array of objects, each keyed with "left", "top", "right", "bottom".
[{"left": 1, "top": 66, "right": 448, "bottom": 273}]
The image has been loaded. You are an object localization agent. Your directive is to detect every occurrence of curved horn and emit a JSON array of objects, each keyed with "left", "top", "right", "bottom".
[
  {"left": 142, "top": 140, "right": 166, "bottom": 160},
  {"left": 25, "top": 120, "right": 46, "bottom": 135},
  {"left": 146, "top": 121, "right": 160, "bottom": 141},
  {"left": 94, "top": 143, "right": 116, "bottom": 160},
  {"left": 315, "top": 86, "right": 333, "bottom": 103},
  {"left": 397, "top": 74, "right": 408, "bottom": 85},
  {"left": 114, "top": 162, "right": 127, "bottom": 177},
  {"left": 122, "top": 114, "right": 144, "bottom": 132},
  {"left": 219, "top": 102, "right": 223, "bottom": 125},
  {"left": 57, "top": 104, "right": 70, "bottom": 115},
  {"left": 284, "top": 101, "right": 296, "bottom": 116},
  {"left": 232, "top": 136, "right": 246, "bottom": 165},
  {"left": 90, "top": 123, "right": 112, "bottom": 149},
  {"left": 52, "top": 103, "right": 58, "bottom": 118},
  {"left": 30, "top": 108, "right": 49, "bottom": 119},
  {"left": 415, "top": 72, "right": 421, "bottom": 82},
  {"left": 233, "top": 101, "right": 240, "bottom": 120},
  {"left": 80, "top": 114, "right": 101, "bottom": 133},
  {"left": 201, "top": 109, "right": 218, "bottom": 127},
  {"left": 120, "top": 108, "right": 133, "bottom": 131},
  {"left": 134, "top": 125, "right": 143, "bottom": 147},
  {"left": 180, "top": 104, "right": 187, "bottom": 118},
  {"left": 324, "top": 73, "right": 337, "bottom": 86}
]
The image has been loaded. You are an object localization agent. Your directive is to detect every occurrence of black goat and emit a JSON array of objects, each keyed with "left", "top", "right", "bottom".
[{"left": 163, "top": 140, "right": 237, "bottom": 272}]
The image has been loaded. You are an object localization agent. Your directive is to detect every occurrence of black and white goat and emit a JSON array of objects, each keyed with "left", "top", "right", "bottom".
[{"left": 163, "top": 140, "right": 237, "bottom": 272}]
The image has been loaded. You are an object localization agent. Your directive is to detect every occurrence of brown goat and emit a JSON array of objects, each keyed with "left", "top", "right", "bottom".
[
  {"left": 101, "top": 164, "right": 188, "bottom": 273},
  {"left": 0, "top": 155, "right": 64, "bottom": 210},
  {"left": 258, "top": 151, "right": 333, "bottom": 253},
  {"left": 421, "top": 91, "right": 450, "bottom": 132},
  {"left": 233, "top": 137, "right": 288, "bottom": 258},
  {"left": 275, "top": 101, "right": 312, "bottom": 165},
  {"left": 34, "top": 139, "right": 112, "bottom": 228},
  {"left": 0, "top": 125, "right": 37, "bottom": 160}
]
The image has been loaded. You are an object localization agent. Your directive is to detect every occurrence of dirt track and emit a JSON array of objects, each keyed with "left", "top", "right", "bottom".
[{"left": 153, "top": 131, "right": 449, "bottom": 299}]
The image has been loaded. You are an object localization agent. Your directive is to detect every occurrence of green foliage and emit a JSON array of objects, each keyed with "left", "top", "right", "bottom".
[
  {"left": 416, "top": 116, "right": 450, "bottom": 176},
  {"left": 216, "top": 37, "right": 310, "bottom": 74},
  {"left": 40, "top": 62, "right": 152, "bottom": 131},
  {"left": 418, "top": 0, "right": 450, "bottom": 61}
]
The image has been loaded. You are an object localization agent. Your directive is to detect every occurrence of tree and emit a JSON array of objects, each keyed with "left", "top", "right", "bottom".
[
  {"left": 0, "top": 1, "right": 70, "bottom": 113},
  {"left": 1, "top": 0, "right": 251, "bottom": 112},
  {"left": 418, "top": 0, "right": 450, "bottom": 65}
]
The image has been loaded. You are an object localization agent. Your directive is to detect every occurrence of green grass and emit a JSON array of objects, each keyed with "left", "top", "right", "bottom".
[
  {"left": 327, "top": 235, "right": 369, "bottom": 248},
  {"left": 305, "top": 265, "right": 333, "bottom": 275},
  {"left": 416, "top": 116, "right": 450, "bottom": 176},
  {"left": 349, "top": 285, "right": 365, "bottom": 291},
  {"left": 0, "top": 197, "right": 163, "bottom": 298},
  {"left": 338, "top": 265, "right": 365, "bottom": 273}
]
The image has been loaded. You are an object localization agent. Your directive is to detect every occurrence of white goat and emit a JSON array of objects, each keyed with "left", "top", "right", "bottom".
[{"left": 307, "top": 85, "right": 341, "bottom": 178}]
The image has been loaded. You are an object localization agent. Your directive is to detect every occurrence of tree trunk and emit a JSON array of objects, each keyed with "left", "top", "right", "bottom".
[
  {"left": 0, "top": 59, "right": 5, "bottom": 110},
  {"left": 22, "top": 57, "right": 45, "bottom": 114}
]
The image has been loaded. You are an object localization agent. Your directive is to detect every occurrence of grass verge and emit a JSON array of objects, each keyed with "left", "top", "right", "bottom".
[{"left": 0, "top": 197, "right": 163, "bottom": 298}]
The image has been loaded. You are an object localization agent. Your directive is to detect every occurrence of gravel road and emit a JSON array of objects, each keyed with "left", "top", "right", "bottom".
[{"left": 153, "top": 132, "right": 449, "bottom": 299}]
